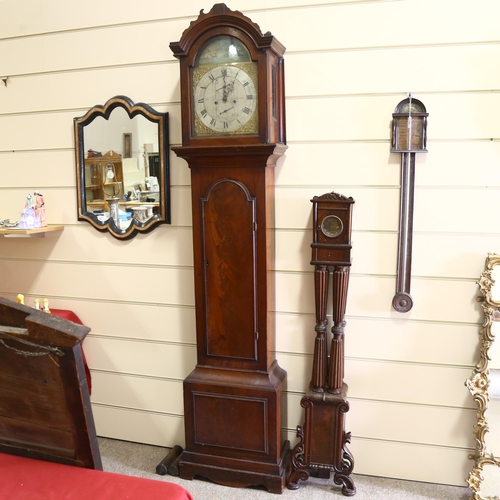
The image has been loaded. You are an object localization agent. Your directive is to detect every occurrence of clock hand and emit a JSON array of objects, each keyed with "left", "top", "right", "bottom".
[
  {"left": 220, "top": 107, "right": 234, "bottom": 115},
  {"left": 216, "top": 79, "right": 228, "bottom": 93},
  {"left": 216, "top": 81, "right": 235, "bottom": 102}
]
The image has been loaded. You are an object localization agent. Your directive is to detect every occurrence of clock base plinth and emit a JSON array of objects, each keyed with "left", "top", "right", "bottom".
[
  {"left": 179, "top": 442, "right": 291, "bottom": 494},
  {"left": 287, "top": 383, "right": 356, "bottom": 496},
  {"left": 179, "top": 362, "right": 290, "bottom": 494}
]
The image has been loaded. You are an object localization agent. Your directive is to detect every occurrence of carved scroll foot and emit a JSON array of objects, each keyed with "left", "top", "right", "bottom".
[
  {"left": 334, "top": 431, "right": 356, "bottom": 496},
  {"left": 287, "top": 425, "right": 310, "bottom": 490}
]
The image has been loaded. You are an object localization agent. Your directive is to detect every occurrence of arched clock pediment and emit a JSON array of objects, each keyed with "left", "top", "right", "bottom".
[{"left": 170, "top": 3, "right": 272, "bottom": 61}]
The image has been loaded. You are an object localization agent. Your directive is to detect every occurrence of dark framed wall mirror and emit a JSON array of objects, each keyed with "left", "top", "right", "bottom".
[{"left": 74, "top": 95, "right": 170, "bottom": 240}]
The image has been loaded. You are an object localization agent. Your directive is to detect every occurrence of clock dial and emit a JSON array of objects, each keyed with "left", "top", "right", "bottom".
[
  {"left": 193, "top": 63, "right": 258, "bottom": 135},
  {"left": 320, "top": 215, "right": 343, "bottom": 238}
]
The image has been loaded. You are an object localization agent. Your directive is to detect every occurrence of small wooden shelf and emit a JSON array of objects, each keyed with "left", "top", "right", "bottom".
[{"left": 0, "top": 225, "right": 64, "bottom": 238}]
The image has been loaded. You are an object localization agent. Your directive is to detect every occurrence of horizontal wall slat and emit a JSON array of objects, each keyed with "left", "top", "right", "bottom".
[
  {"left": 277, "top": 353, "right": 473, "bottom": 407},
  {"left": 276, "top": 184, "right": 500, "bottom": 234},
  {"left": 90, "top": 371, "right": 184, "bottom": 416},
  {"left": 2, "top": 0, "right": 496, "bottom": 50},
  {"left": 91, "top": 404, "right": 185, "bottom": 448},
  {"left": 0, "top": 150, "right": 76, "bottom": 187},
  {"left": 348, "top": 437, "right": 472, "bottom": 487},
  {"left": 347, "top": 359, "right": 473, "bottom": 409},
  {"left": 277, "top": 313, "right": 479, "bottom": 367},
  {"left": 353, "top": 232, "right": 500, "bottom": 280},
  {"left": 276, "top": 272, "right": 481, "bottom": 323},
  {"left": 348, "top": 276, "right": 480, "bottom": 324},
  {"left": 0, "top": 105, "right": 181, "bottom": 150},
  {"left": 0, "top": 261, "right": 481, "bottom": 324},
  {"left": 268, "top": 0, "right": 500, "bottom": 53},
  {"left": 277, "top": 229, "right": 500, "bottom": 280},
  {"left": 276, "top": 186, "right": 400, "bottom": 231},
  {"left": 0, "top": 150, "right": 191, "bottom": 188},
  {"left": 0, "top": 65, "right": 180, "bottom": 115},
  {"left": 275, "top": 141, "right": 399, "bottom": 187},
  {"left": 277, "top": 141, "right": 500, "bottom": 189},
  {"left": 0, "top": 23, "right": 183, "bottom": 76},
  {"left": 0, "top": 1, "right": 268, "bottom": 41},
  {"left": 287, "top": 94, "right": 500, "bottom": 143},
  {"left": 286, "top": 392, "right": 475, "bottom": 449},
  {"left": 0, "top": 225, "right": 194, "bottom": 268},
  {"left": 0, "top": 294, "right": 196, "bottom": 345},
  {"left": 286, "top": 44, "right": 500, "bottom": 97},
  {"left": 84, "top": 337, "right": 196, "bottom": 380},
  {"left": 1, "top": 261, "right": 195, "bottom": 305}
]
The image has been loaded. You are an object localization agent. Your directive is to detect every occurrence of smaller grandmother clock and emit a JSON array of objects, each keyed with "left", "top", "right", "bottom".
[
  {"left": 288, "top": 192, "right": 356, "bottom": 496},
  {"left": 169, "top": 4, "right": 289, "bottom": 493}
]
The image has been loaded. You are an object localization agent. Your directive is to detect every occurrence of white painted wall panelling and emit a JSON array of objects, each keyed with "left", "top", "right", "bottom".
[
  {"left": 349, "top": 438, "right": 471, "bottom": 487},
  {"left": 0, "top": 0, "right": 268, "bottom": 39},
  {"left": 276, "top": 313, "right": 479, "bottom": 366},
  {"left": 0, "top": 261, "right": 194, "bottom": 305},
  {"left": 0, "top": 149, "right": 190, "bottom": 188},
  {"left": 276, "top": 141, "right": 500, "bottom": 188},
  {"left": 91, "top": 406, "right": 185, "bottom": 448},
  {"left": 0, "top": 226, "right": 194, "bottom": 268},
  {"left": 286, "top": 392, "right": 475, "bottom": 449},
  {"left": 1, "top": 0, "right": 497, "bottom": 488},
  {"left": 278, "top": 353, "right": 473, "bottom": 406}
]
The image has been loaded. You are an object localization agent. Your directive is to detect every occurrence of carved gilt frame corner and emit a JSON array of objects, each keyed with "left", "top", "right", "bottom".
[{"left": 466, "top": 253, "right": 500, "bottom": 500}]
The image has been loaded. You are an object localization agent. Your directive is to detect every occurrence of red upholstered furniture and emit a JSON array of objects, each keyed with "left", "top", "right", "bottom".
[
  {"left": 0, "top": 452, "right": 194, "bottom": 500},
  {"left": 51, "top": 308, "right": 92, "bottom": 394},
  {"left": 0, "top": 299, "right": 194, "bottom": 499}
]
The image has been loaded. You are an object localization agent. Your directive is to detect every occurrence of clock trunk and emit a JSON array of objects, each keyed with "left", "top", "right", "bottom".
[{"left": 172, "top": 144, "right": 289, "bottom": 492}]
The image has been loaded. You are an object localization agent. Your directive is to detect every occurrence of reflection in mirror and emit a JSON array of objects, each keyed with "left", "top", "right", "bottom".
[
  {"left": 466, "top": 253, "right": 500, "bottom": 499},
  {"left": 74, "top": 96, "right": 170, "bottom": 239}
]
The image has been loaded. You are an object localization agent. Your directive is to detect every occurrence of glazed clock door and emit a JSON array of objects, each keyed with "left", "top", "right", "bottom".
[{"left": 202, "top": 179, "right": 258, "bottom": 363}]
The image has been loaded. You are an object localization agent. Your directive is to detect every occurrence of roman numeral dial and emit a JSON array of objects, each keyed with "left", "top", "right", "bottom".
[{"left": 193, "top": 64, "right": 258, "bottom": 135}]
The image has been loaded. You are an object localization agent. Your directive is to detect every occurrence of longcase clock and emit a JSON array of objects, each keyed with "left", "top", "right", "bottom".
[
  {"left": 169, "top": 4, "right": 289, "bottom": 493},
  {"left": 288, "top": 192, "right": 356, "bottom": 496}
]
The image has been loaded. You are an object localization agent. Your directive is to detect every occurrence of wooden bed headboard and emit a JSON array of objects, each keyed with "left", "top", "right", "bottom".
[{"left": 0, "top": 297, "right": 101, "bottom": 469}]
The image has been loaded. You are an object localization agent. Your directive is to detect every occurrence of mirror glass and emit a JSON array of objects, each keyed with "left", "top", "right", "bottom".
[
  {"left": 74, "top": 96, "right": 170, "bottom": 239},
  {"left": 467, "top": 254, "right": 500, "bottom": 499}
]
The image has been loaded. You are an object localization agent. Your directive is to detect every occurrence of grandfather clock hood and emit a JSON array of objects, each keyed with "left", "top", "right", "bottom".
[{"left": 170, "top": 3, "right": 286, "bottom": 147}]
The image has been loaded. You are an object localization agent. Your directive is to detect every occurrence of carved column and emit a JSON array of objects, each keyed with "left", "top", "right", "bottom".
[
  {"left": 328, "top": 265, "right": 350, "bottom": 393},
  {"left": 312, "top": 265, "right": 329, "bottom": 392}
]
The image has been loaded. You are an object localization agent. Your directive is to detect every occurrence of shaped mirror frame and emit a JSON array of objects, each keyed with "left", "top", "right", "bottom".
[
  {"left": 466, "top": 253, "right": 500, "bottom": 499},
  {"left": 74, "top": 95, "right": 170, "bottom": 239}
]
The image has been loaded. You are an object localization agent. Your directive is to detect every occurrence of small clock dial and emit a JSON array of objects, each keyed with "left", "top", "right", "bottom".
[
  {"left": 320, "top": 215, "right": 343, "bottom": 238},
  {"left": 193, "top": 64, "right": 257, "bottom": 134}
]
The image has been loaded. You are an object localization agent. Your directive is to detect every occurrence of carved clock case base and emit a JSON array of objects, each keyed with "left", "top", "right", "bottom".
[
  {"left": 287, "top": 383, "right": 356, "bottom": 496},
  {"left": 178, "top": 361, "right": 291, "bottom": 494}
]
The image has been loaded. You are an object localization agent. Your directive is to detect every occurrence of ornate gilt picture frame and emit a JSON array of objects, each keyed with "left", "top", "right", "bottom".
[{"left": 466, "top": 253, "right": 500, "bottom": 499}]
